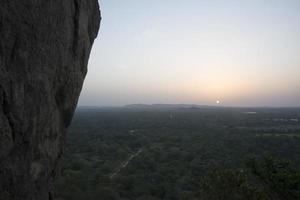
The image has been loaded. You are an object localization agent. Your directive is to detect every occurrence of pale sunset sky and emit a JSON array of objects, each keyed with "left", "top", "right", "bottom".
[{"left": 79, "top": 0, "right": 300, "bottom": 107}]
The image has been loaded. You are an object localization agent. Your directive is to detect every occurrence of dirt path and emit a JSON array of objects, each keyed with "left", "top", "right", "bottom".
[{"left": 110, "top": 148, "right": 143, "bottom": 179}]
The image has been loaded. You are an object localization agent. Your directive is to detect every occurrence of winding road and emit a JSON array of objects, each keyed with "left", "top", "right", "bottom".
[{"left": 110, "top": 148, "right": 143, "bottom": 179}]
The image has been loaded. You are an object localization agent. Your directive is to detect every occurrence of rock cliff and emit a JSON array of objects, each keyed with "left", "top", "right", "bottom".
[{"left": 0, "top": 1, "right": 101, "bottom": 199}]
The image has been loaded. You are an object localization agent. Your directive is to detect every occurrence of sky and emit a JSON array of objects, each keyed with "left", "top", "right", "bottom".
[{"left": 78, "top": 0, "right": 300, "bottom": 107}]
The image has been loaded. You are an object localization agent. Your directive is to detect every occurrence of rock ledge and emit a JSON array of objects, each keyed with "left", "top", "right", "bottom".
[{"left": 0, "top": 1, "right": 101, "bottom": 199}]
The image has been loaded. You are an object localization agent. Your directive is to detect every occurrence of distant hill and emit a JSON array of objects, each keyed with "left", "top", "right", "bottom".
[
  {"left": 77, "top": 104, "right": 300, "bottom": 112},
  {"left": 124, "top": 103, "right": 212, "bottom": 110},
  {"left": 77, "top": 106, "right": 101, "bottom": 110},
  {"left": 77, "top": 104, "right": 213, "bottom": 111}
]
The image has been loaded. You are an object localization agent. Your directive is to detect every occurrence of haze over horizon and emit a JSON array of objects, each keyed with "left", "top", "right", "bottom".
[{"left": 79, "top": 0, "right": 300, "bottom": 107}]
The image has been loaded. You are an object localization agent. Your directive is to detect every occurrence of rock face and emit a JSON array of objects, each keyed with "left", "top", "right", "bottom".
[{"left": 0, "top": 1, "right": 101, "bottom": 199}]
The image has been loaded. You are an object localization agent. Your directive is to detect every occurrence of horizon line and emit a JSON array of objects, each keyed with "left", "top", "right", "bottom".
[{"left": 77, "top": 103, "right": 300, "bottom": 109}]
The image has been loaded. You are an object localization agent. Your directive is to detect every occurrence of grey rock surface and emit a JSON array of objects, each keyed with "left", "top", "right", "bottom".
[{"left": 0, "top": 1, "right": 101, "bottom": 199}]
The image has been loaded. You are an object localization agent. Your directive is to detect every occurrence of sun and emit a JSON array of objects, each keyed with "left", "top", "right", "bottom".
[{"left": 216, "top": 100, "right": 220, "bottom": 104}]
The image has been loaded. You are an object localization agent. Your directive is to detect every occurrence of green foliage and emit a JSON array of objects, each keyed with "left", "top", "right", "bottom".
[
  {"left": 198, "top": 169, "right": 268, "bottom": 200},
  {"left": 55, "top": 108, "right": 300, "bottom": 200},
  {"left": 247, "top": 156, "right": 300, "bottom": 199}
]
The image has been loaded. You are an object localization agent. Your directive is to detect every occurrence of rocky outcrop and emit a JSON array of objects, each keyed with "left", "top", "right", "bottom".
[{"left": 0, "top": 1, "right": 101, "bottom": 199}]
